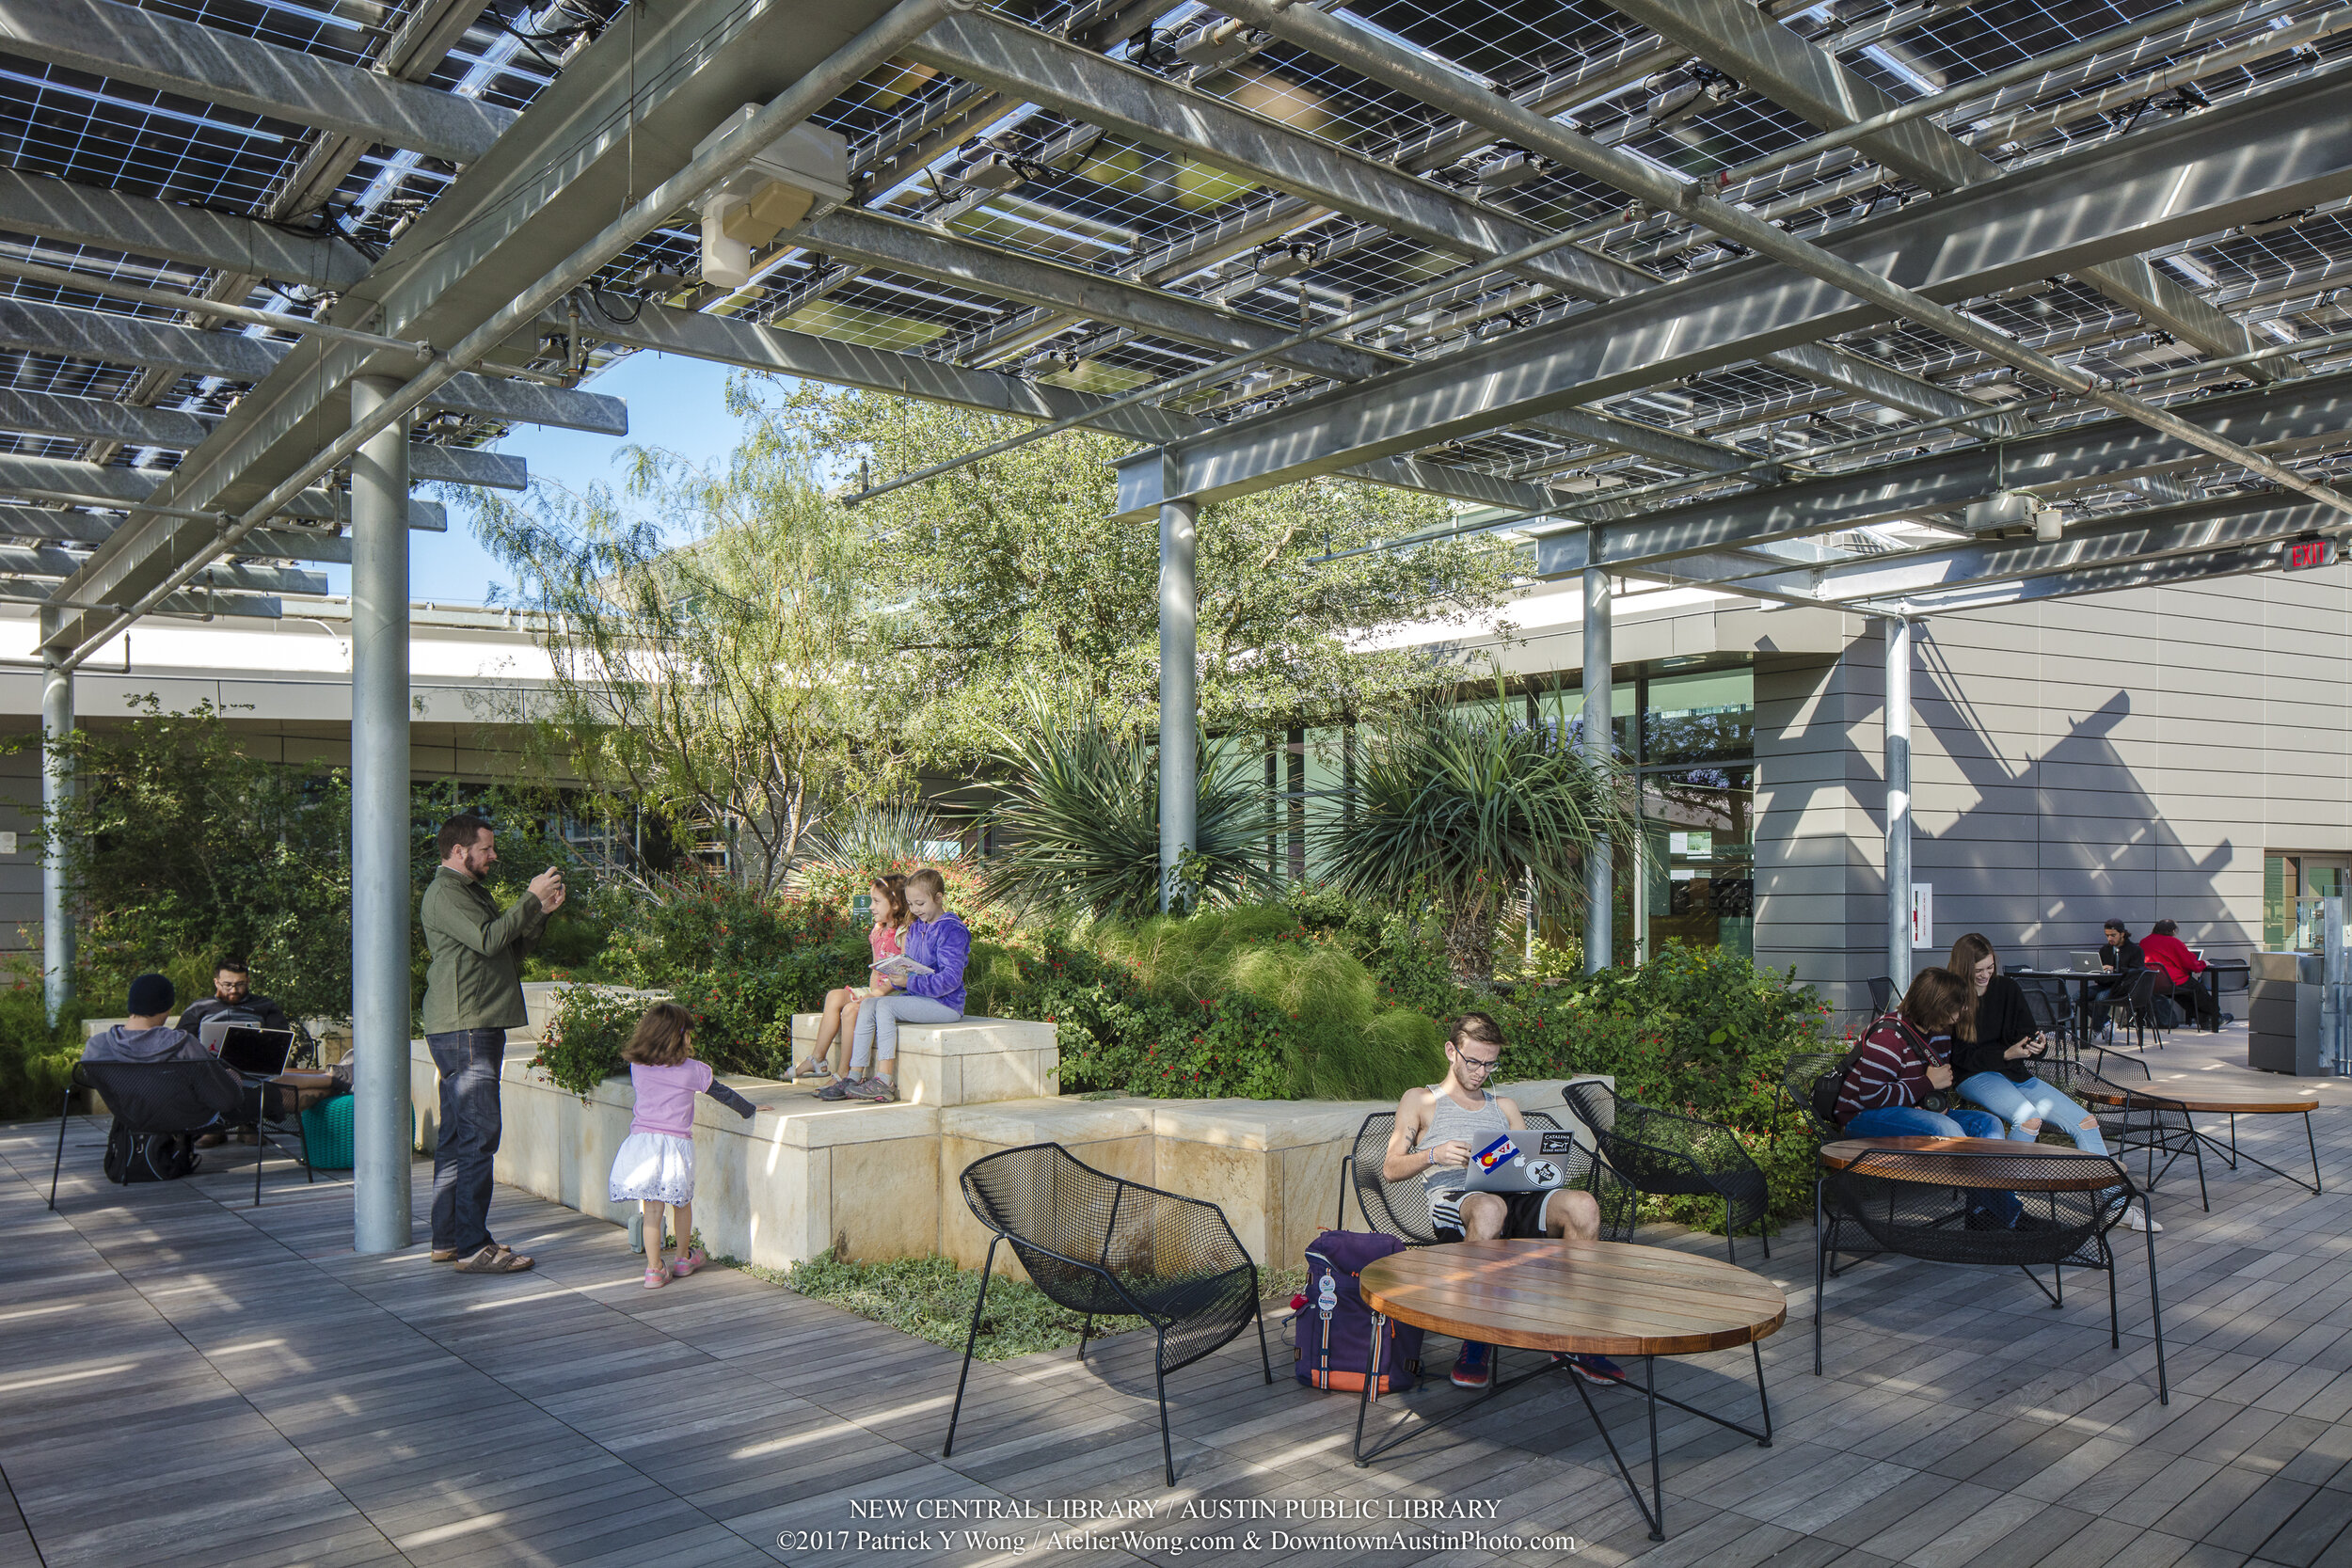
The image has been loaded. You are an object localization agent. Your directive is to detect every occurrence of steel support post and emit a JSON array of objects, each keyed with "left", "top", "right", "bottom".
[
  {"left": 40, "top": 658, "right": 72, "bottom": 1026},
  {"left": 1583, "top": 563, "right": 1613, "bottom": 972},
  {"left": 1885, "top": 615, "right": 1915, "bottom": 995},
  {"left": 350, "top": 375, "right": 413, "bottom": 1253},
  {"left": 1158, "top": 497, "right": 1198, "bottom": 911}
]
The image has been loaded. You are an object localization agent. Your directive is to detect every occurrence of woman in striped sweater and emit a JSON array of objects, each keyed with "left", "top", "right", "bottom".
[{"left": 1835, "top": 968, "right": 2020, "bottom": 1227}]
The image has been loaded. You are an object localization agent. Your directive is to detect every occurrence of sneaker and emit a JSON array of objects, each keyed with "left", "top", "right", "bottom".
[
  {"left": 2116, "top": 1204, "right": 2163, "bottom": 1234},
  {"left": 1557, "top": 1353, "right": 1625, "bottom": 1386},
  {"left": 1965, "top": 1208, "right": 2008, "bottom": 1231},
  {"left": 844, "top": 1076, "right": 898, "bottom": 1103},
  {"left": 671, "top": 1247, "right": 708, "bottom": 1278},
  {"left": 1451, "top": 1342, "right": 1492, "bottom": 1389},
  {"left": 2012, "top": 1213, "right": 2054, "bottom": 1233},
  {"left": 815, "top": 1076, "right": 860, "bottom": 1101}
]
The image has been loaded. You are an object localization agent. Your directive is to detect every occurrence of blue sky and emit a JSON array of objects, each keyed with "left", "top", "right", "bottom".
[{"left": 316, "top": 351, "right": 756, "bottom": 605}]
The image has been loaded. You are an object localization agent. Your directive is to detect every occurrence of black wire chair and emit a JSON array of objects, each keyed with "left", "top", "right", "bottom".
[
  {"left": 1782, "top": 1050, "right": 1851, "bottom": 1142},
  {"left": 2120, "top": 969, "right": 2170, "bottom": 1052},
  {"left": 1565, "top": 1081, "right": 1771, "bottom": 1263},
  {"left": 1815, "top": 1144, "right": 2166, "bottom": 1403},
  {"left": 1336, "top": 1108, "right": 1637, "bottom": 1244},
  {"left": 51, "top": 1059, "right": 311, "bottom": 1210},
  {"left": 946, "top": 1143, "right": 1269, "bottom": 1485},
  {"left": 1867, "top": 976, "right": 1896, "bottom": 1017}
]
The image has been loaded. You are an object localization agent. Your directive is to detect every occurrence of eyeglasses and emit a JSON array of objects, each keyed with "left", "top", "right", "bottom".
[{"left": 1453, "top": 1051, "right": 1502, "bottom": 1075}]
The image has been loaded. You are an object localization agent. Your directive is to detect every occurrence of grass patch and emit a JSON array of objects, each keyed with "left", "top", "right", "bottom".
[{"left": 718, "top": 1250, "right": 1305, "bottom": 1361}]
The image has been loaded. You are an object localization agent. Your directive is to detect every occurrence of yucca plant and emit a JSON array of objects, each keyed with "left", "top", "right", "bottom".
[
  {"left": 789, "top": 799, "right": 954, "bottom": 895},
  {"left": 977, "top": 696, "right": 1275, "bottom": 921},
  {"left": 1318, "top": 690, "right": 1638, "bottom": 980}
]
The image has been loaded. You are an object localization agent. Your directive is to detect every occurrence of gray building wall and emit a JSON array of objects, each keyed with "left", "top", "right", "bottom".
[{"left": 1754, "top": 570, "right": 2352, "bottom": 1008}]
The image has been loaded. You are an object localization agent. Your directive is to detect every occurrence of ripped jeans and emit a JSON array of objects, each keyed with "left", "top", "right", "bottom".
[{"left": 1957, "top": 1072, "right": 2108, "bottom": 1155}]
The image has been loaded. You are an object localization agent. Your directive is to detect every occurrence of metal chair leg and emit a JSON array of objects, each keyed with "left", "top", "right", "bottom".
[
  {"left": 942, "top": 1237, "right": 998, "bottom": 1459},
  {"left": 1154, "top": 1338, "right": 1177, "bottom": 1487},
  {"left": 1253, "top": 1298, "right": 1274, "bottom": 1386},
  {"left": 2147, "top": 1222, "right": 2169, "bottom": 1405},
  {"left": 1645, "top": 1355, "right": 1664, "bottom": 1541},
  {"left": 1812, "top": 1178, "right": 1827, "bottom": 1376},
  {"left": 1751, "top": 1338, "right": 1772, "bottom": 1448},
  {"left": 48, "top": 1085, "right": 70, "bottom": 1210},
  {"left": 1076, "top": 1314, "right": 1093, "bottom": 1360}
]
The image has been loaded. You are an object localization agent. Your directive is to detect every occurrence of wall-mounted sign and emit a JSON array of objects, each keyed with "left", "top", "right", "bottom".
[
  {"left": 1668, "top": 831, "right": 1712, "bottom": 857},
  {"left": 2284, "top": 538, "right": 2340, "bottom": 573},
  {"left": 1911, "top": 883, "right": 1934, "bottom": 948}
]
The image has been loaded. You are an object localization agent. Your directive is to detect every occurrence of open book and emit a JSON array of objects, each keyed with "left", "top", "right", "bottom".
[{"left": 869, "top": 953, "right": 935, "bottom": 979}]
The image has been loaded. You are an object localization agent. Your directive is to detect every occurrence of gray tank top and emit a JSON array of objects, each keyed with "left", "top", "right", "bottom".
[{"left": 1416, "top": 1086, "right": 1509, "bottom": 1224}]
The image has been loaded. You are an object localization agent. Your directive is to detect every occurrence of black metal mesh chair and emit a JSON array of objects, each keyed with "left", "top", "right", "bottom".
[
  {"left": 946, "top": 1143, "right": 1269, "bottom": 1484},
  {"left": 1782, "top": 1051, "right": 1850, "bottom": 1141},
  {"left": 2121, "top": 969, "right": 2169, "bottom": 1051},
  {"left": 51, "top": 1058, "right": 310, "bottom": 1210},
  {"left": 1565, "top": 1081, "right": 1770, "bottom": 1263},
  {"left": 1867, "top": 976, "right": 1896, "bottom": 1016},
  {"left": 1337, "top": 1109, "right": 1635, "bottom": 1244},
  {"left": 1815, "top": 1145, "right": 2165, "bottom": 1402}
]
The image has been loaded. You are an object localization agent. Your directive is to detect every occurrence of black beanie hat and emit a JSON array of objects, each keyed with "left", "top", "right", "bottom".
[{"left": 127, "top": 974, "right": 175, "bottom": 1018}]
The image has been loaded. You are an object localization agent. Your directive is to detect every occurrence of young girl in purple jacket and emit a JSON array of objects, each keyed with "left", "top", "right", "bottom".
[{"left": 823, "top": 866, "right": 970, "bottom": 1103}]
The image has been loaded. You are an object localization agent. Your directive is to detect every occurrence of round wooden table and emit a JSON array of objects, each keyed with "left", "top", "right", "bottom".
[
  {"left": 2075, "top": 1082, "right": 2321, "bottom": 1201},
  {"left": 1820, "top": 1135, "right": 2123, "bottom": 1189},
  {"left": 1353, "top": 1240, "right": 1786, "bottom": 1541}
]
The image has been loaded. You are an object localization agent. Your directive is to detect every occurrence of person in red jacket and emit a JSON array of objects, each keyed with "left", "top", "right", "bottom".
[{"left": 2140, "top": 919, "right": 2218, "bottom": 1030}]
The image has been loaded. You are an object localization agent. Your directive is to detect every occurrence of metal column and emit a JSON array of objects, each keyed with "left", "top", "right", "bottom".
[
  {"left": 1582, "top": 564, "right": 1613, "bottom": 972},
  {"left": 1157, "top": 497, "right": 1198, "bottom": 912},
  {"left": 40, "top": 658, "right": 72, "bottom": 1026},
  {"left": 1884, "top": 615, "right": 1915, "bottom": 994},
  {"left": 350, "top": 376, "right": 413, "bottom": 1253}
]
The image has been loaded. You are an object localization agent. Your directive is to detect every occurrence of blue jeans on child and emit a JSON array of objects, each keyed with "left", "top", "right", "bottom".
[
  {"left": 1841, "top": 1104, "right": 2020, "bottom": 1226},
  {"left": 1956, "top": 1072, "right": 2107, "bottom": 1154}
]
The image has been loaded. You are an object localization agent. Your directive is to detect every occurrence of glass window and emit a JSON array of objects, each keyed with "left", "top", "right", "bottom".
[
  {"left": 1643, "top": 668, "right": 1754, "bottom": 767},
  {"left": 1640, "top": 767, "right": 1755, "bottom": 959}
]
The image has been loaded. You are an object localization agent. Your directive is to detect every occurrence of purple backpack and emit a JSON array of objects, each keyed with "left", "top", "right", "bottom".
[{"left": 1294, "top": 1230, "right": 1423, "bottom": 1393}]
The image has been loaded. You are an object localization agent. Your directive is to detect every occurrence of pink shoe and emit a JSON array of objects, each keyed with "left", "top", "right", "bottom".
[
  {"left": 642, "top": 1265, "right": 669, "bottom": 1290},
  {"left": 670, "top": 1247, "right": 707, "bottom": 1278}
]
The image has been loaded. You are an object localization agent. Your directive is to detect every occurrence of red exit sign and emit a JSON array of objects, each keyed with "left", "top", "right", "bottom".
[{"left": 2285, "top": 538, "right": 2340, "bottom": 573}]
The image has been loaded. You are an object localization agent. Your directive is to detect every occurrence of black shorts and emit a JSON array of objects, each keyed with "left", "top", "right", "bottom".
[{"left": 1434, "top": 1188, "right": 1559, "bottom": 1243}]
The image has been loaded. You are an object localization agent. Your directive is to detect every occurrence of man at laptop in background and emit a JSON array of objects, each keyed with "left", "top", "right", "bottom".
[
  {"left": 1381, "top": 1011, "right": 1617, "bottom": 1391},
  {"left": 177, "top": 958, "right": 294, "bottom": 1043},
  {"left": 86, "top": 974, "right": 347, "bottom": 1123}
]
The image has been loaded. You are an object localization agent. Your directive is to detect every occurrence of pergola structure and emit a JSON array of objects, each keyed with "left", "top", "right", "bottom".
[{"left": 4, "top": 0, "right": 2350, "bottom": 1247}]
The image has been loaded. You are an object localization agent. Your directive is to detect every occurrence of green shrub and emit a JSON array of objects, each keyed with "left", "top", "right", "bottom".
[
  {"left": 531, "top": 986, "right": 644, "bottom": 1097},
  {"left": 0, "top": 978, "right": 84, "bottom": 1120}
]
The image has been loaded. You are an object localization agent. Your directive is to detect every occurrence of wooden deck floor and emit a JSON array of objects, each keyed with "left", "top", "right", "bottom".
[{"left": 8, "top": 1050, "right": 2352, "bottom": 1568}]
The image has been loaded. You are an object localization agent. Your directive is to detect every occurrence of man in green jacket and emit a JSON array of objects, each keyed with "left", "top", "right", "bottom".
[{"left": 421, "top": 813, "right": 564, "bottom": 1274}]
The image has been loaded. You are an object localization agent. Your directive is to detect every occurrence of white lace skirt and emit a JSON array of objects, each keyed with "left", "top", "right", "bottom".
[{"left": 608, "top": 1131, "right": 695, "bottom": 1206}]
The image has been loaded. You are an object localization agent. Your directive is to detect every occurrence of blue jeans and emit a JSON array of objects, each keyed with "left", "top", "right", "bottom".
[
  {"left": 1841, "top": 1104, "right": 2020, "bottom": 1226},
  {"left": 1958, "top": 1072, "right": 2107, "bottom": 1155},
  {"left": 428, "top": 1028, "right": 506, "bottom": 1255},
  {"left": 849, "top": 994, "right": 961, "bottom": 1074}
]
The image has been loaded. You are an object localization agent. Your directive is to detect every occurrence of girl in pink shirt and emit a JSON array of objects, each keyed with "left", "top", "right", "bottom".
[
  {"left": 610, "top": 1002, "right": 716, "bottom": 1289},
  {"left": 790, "top": 874, "right": 911, "bottom": 1084}
]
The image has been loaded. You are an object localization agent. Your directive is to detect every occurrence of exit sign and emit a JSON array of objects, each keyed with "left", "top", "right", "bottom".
[{"left": 2285, "top": 538, "right": 2340, "bottom": 572}]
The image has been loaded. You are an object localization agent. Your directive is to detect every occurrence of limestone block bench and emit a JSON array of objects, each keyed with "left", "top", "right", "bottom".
[{"left": 787, "top": 1013, "right": 1057, "bottom": 1106}]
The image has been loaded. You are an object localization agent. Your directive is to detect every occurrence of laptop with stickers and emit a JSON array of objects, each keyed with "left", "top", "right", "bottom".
[{"left": 1460, "top": 1130, "right": 1581, "bottom": 1194}]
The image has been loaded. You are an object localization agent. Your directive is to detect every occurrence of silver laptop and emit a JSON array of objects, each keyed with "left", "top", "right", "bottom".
[
  {"left": 2070, "top": 951, "right": 2104, "bottom": 973},
  {"left": 1462, "top": 1130, "right": 1581, "bottom": 1194}
]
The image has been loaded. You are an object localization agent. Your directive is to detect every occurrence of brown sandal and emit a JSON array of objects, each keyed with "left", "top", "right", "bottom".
[{"left": 453, "top": 1244, "right": 534, "bottom": 1274}]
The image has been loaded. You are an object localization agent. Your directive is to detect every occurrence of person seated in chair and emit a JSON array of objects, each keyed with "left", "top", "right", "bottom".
[
  {"left": 2139, "top": 919, "right": 2218, "bottom": 1031},
  {"left": 1834, "top": 968, "right": 2026, "bottom": 1232},
  {"left": 87, "top": 974, "right": 347, "bottom": 1132},
  {"left": 176, "top": 958, "right": 294, "bottom": 1043},
  {"left": 1381, "top": 1011, "right": 1618, "bottom": 1391}
]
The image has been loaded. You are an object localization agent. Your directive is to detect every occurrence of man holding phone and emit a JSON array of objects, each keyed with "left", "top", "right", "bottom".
[{"left": 421, "top": 814, "right": 567, "bottom": 1273}]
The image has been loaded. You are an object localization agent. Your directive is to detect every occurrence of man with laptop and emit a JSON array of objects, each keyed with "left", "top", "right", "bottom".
[
  {"left": 85, "top": 974, "right": 346, "bottom": 1124},
  {"left": 177, "top": 958, "right": 295, "bottom": 1046},
  {"left": 1380, "top": 1011, "right": 1617, "bottom": 1391}
]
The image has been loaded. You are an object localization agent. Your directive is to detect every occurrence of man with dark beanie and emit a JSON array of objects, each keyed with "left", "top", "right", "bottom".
[{"left": 84, "top": 974, "right": 347, "bottom": 1115}]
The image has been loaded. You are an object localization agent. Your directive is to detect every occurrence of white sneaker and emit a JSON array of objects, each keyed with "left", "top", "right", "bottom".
[{"left": 2116, "top": 1204, "right": 2162, "bottom": 1234}]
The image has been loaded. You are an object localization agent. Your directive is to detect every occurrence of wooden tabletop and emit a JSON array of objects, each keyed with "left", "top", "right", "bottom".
[
  {"left": 1819, "top": 1136, "right": 2122, "bottom": 1191},
  {"left": 1356, "top": 1239, "right": 1786, "bottom": 1358},
  {"left": 2078, "top": 1085, "right": 2317, "bottom": 1115}
]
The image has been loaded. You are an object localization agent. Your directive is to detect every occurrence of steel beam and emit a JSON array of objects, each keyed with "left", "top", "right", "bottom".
[
  {"left": 1702, "top": 493, "right": 2338, "bottom": 603},
  {"left": 1532, "top": 371, "right": 2352, "bottom": 576},
  {"left": 1890, "top": 541, "right": 2284, "bottom": 613},
  {"left": 0, "top": 451, "right": 448, "bottom": 530},
  {"left": 914, "top": 12, "right": 1979, "bottom": 444},
  {"left": 1109, "top": 72, "right": 2352, "bottom": 518},
  {"left": 1602, "top": 0, "right": 2276, "bottom": 377},
  {"left": 1, "top": 0, "right": 517, "bottom": 164},
  {"left": 0, "top": 388, "right": 523, "bottom": 486},
  {"left": 0, "top": 506, "right": 358, "bottom": 562},
  {"left": 0, "top": 579, "right": 279, "bottom": 618},
  {"left": 580, "top": 298, "right": 1563, "bottom": 514},
  {"left": 0, "top": 170, "right": 369, "bottom": 289},
  {"left": 0, "top": 545, "right": 324, "bottom": 594},
  {"left": 0, "top": 295, "right": 625, "bottom": 435}
]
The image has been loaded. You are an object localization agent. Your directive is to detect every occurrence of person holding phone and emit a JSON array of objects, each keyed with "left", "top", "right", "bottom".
[{"left": 1947, "top": 932, "right": 2158, "bottom": 1232}]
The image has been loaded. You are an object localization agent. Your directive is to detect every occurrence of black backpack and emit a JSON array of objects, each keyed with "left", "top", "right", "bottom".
[{"left": 103, "top": 1125, "right": 200, "bottom": 1183}]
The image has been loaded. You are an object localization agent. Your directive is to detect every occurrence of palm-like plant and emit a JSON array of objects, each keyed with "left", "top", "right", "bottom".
[
  {"left": 1318, "top": 694, "right": 1637, "bottom": 980},
  {"left": 977, "top": 696, "right": 1275, "bottom": 921}
]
